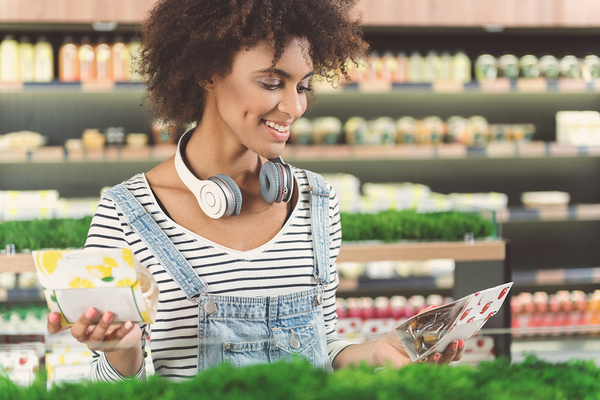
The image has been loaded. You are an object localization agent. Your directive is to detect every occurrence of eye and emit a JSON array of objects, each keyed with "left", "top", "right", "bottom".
[
  {"left": 260, "top": 81, "right": 281, "bottom": 91},
  {"left": 297, "top": 85, "right": 312, "bottom": 94}
]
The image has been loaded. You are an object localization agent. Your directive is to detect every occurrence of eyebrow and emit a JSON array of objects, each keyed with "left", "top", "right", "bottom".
[{"left": 257, "top": 68, "right": 314, "bottom": 80}]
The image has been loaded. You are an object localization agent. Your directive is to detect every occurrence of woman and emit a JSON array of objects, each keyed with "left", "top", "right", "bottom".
[{"left": 47, "top": 0, "right": 463, "bottom": 381}]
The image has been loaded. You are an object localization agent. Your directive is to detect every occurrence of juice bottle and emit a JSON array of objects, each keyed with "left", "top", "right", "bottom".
[
  {"left": 19, "top": 36, "right": 34, "bottom": 82},
  {"left": 393, "top": 51, "right": 408, "bottom": 83},
  {"left": 58, "top": 36, "right": 79, "bottom": 82},
  {"left": 380, "top": 50, "right": 396, "bottom": 83},
  {"left": 95, "top": 36, "right": 113, "bottom": 82},
  {"left": 475, "top": 54, "right": 498, "bottom": 81},
  {"left": 0, "top": 34, "right": 20, "bottom": 82},
  {"left": 424, "top": 50, "right": 441, "bottom": 82},
  {"left": 111, "top": 36, "right": 130, "bottom": 82},
  {"left": 453, "top": 50, "right": 471, "bottom": 83},
  {"left": 128, "top": 38, "right": 144, "bottom": 82},
  {"left": 439, "top": 51, "right": 453, "bottom": 81},
  {"left": 33, "top": 35, "right": 54, "bottom": 82},
  {"left": 78, "top": 36, "right": 96, "bottom": 82},
  {"left": 408, "top": 51, "right": 423, "bottom": 83}
]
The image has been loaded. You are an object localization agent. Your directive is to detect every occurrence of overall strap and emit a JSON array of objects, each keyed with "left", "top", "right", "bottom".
[
  {"left": 304, "top": 170, "right": 331, "bottom": 287},
  {"left": 105, "top": 184, "right": 207, "bottom": 300}
]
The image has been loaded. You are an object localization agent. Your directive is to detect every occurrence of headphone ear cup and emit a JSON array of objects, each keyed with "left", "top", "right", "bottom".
[
  {"left": 259, "top": 161, "right": 282, "bottom": 204},
  {"left": 281, "top": 163, "right": 294, "bottom": 203},
  {"left": 209, "top": 174, "right": 243, "bottom": 216}
]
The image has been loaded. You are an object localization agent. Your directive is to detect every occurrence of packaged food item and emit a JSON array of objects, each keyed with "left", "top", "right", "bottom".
[
  {"left": 453, "top": 51, "right": 472, "bottom": 83},
  {"left": 126, "top": 133, "right": 149, "bottom": 148},
  {"left": 59, "top": 36, "right": 79, "bottom": 82},
  {"left": 82, "top": 128, "right": 105, "bottom": 150},
  {"left": 19, "top": 36, "right": 35, "bottom": 82},
  {"left": 519, "top": 54, "right": 540, "bottom": 79},
  {"left": 395, "top": 283, "right": 513, "bottom": 361},
  {"left": 424, "top": 50, "right": 441, "bottom": 83},
  {"left": 343, "top": 116, "right": 368, "bottom": 145},
  {"left": 95, "top": 36, "right": 113, "bottom": 81},
  {"left": 78, "top": 36, "right": 96, "bottom": 82},
  {"left": 380, "top": 50, "right": 397, "bottom": 82},
  {"left": 105, "top": 127, "right": 126, "bottom": 147},
  {"left": 0, "top": 34, "right": 19, "bottom": 82},
  {"left": 559, "top": 55, "right": 581, "bottom": 79},
  {"left": 128, "top": 38, "right": 144, "bottom": 82},
  {"left": 475, "top": 54, "right": 498, "bottom": 81},
  {"left": 366, "top": 50, "right": 380, "bottom": 82},
  {"left": 33, "top": 36, "right": 53, "bottom": 82},
  {"left": 521, "top": 191, "right": 570, "bottom": 210},
  {"left": 395, "top": 116, "right": 418, "bottom": 144},
  {"left": 393, "top": 51, "right": 408, "bottom": 83},
  {"left": 109, "top": 36, "right": 128, "bottom": 82},
  {"left": 422, "top": 116, "right": 445, "bottom": 143},
  {"left": 468, "top": 115, "right": 490, "bottom": 145},
  {"left": 289, "top": 117, "right": 313, "bottom": 145},
  {"left": 368, "top": 117, "right": 397, "bottom": 145},
  {"left": 539, "top": 55, "right": 560, "bottom": 80},
  {"left": 32, "top": 248, "right": 158, "bottom": 327},
  {"left": 312, "top": 117, "right": 342, "bottom": 145},
  {"left": 446, "top": 116, "right": 469, "bottom": 143},
  {"left": 409, "top": 51, "right": 424, "bottom": 83},
  {"left": 497, "top": 54, "right": 520, "bottom": 80},
  {"left": 439, "top": 51, "right": 453, "bottom": 81},
  {"left": 581, "top": 54, "right": 600, "bottom": 82}
]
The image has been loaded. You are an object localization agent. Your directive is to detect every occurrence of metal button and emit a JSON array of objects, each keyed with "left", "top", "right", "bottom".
[
  {"left": 224, "top": 343, "right": 230, "bottom": 350},
  {"left": 315, "top": 294, "right": 323, "bottom": 306},
  {"left": 204, "top": 300, "right": 218, "bottom": 315},
  {"left": 289, "top": 337, "right": 301, "bottom": 349}
]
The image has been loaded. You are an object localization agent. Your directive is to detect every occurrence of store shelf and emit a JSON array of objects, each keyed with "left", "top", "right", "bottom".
[
  {"left": 315, "top": 78, "right": 600, "bottom": 94},
  {"left": 0, "top": 254, "right": 36, "bottom": 273},
  {"left": 0, "top": 81, "right": 145, "bottom": 93},
  {"left": 337, "top": 240, "right": 506, "bottom": 263},
  {"left": 501, "top": 204, "right": 600, "bottom": 223},
  {"left": 0, "top": 288, "right": 43, "bottom": 303}
]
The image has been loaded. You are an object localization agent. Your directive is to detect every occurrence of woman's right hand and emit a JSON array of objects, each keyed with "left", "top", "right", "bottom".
[{"left": 47, "top": 307, "right": 142, "bottom": 353}]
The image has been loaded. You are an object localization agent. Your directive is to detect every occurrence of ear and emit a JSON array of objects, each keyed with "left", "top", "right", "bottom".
[{"left": 195, "top": 71, "right": 215, "bottom": 89}]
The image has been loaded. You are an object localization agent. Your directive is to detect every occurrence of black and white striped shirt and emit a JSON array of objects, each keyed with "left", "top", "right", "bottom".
[{"left": 85, "top": 168, "right": 351, "bottom": 381}]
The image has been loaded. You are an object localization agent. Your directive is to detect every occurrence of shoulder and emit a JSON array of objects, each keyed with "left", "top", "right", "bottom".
[{"left": 291, "top": 166, "right": 338, "bottom": 201}]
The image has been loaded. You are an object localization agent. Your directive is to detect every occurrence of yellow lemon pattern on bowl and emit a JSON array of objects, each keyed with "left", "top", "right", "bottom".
[
  {"left": 68, "top": 277, "right": 94, "bottom": 289},
  {"left": 116, "top": 278, "right": 140, "bottom": 291},
  {"left": 85, "top": 256, "right": 117, "bottom": 282},
  {"left": 122, "top": 249, "right": 134, "bottom": 268},
  {"left": 37, "top": 250, "right": 67, "bottom": 276}
]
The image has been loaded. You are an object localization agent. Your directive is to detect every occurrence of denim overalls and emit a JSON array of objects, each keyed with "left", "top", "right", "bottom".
[{"left": 106, "top": 170, "right": 333, "bottom": 372}]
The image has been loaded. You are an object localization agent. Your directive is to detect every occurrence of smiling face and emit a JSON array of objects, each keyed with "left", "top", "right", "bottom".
[{"left": 205, "top": 37, "right": 314, "bottom": 159}]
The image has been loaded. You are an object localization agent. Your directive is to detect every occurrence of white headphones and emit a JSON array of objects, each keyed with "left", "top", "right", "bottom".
[{"left": 174, "top": 129, "right": 295, "bottom": 219}]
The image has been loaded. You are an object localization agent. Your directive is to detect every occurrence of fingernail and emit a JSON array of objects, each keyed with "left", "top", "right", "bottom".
[
  {"left": 433, "top": 354, "right": 441, "bottom": 362},
  {"left": 85, "top": 307, "right": 97, "bottom": 319},
  {"left": 124, "top": 321, "right": 133, "bottom": 330},
  {"left": 48, "top": 312, "right": 59, "bottom": 323},
  {"left": 452, "top": 341, "right": 458, "bottom": 351},
  {"left": 102, "top": 312, "right": 113, "bottom": 323},
  {"left": 459, "top": 340, "right": 465, "bottom": 349}
]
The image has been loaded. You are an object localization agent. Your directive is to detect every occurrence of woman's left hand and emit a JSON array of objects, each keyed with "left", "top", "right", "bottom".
[{"left": 370, "top": 330, "right": 464, "bottom": 367}]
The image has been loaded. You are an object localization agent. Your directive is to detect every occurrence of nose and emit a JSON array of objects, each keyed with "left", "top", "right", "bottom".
[{"left": 277, "top": 87, "right": 305, "bottom": 119}]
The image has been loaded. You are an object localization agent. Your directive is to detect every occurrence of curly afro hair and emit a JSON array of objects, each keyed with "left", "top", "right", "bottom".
[{"left": 137, "top": 0, "right": 369, "bottom": 130}]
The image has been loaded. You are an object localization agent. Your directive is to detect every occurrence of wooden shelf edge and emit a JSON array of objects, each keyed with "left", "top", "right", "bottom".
[
  {"left": 0, "top": 254, "right": 36, "bottom": 273},
  {"left": 0, "top": 241, "right": 505, "bottom": 273},
  {"left": 338, "top": 240, "right": 506, "bottom": 263}
]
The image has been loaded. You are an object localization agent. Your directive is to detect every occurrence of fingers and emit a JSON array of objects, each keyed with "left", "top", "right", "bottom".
[
  {"left": 87, "top": 311, "right": 115, "bottom": 347},
  {"left": 70, "top": 307, "right": 100, "bottom": 342},
  {"left": 432, "top": 340, "right": 465, "bottom": 365},
  {"left": 417, "top": 305, "right": 437, "bottom": 315},
  {"left": 47, "top": 312, "right": 67, "bottom": 334}
]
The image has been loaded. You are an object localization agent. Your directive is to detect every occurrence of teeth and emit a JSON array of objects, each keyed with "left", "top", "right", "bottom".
[{"left": 264, "top": 120, "right": 288, "bottom": 133}]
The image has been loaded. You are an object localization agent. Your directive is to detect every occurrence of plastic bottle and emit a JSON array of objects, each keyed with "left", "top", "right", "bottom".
[
  {"left": 453, "top": 50, "right": 471, "bottom": 83},
  {"left": 0, "top": 34, "right": 20, "bottom": 82},
  {"left": 58, "top": 36, "right": 79, "bottom": 82},
  {"left": 439, "top": 51, "right": 454, "bottom": 81},
  {"left": 538, "top": 55, "right": 560, "bottom": 80},
  {"left": 19, "top": 36, "right": 34, "bottom": 82},
  {"left": 475, "top": 54, "right": 498, "bottom": 81},
  {"left": 408, "top": 51, "right": 423, "bottom": 83},
  {"left": 519, "top": 54, "right": 540, "bottom": 79},
  {"left": 498, "top": 54, "right": 520, "bottom": 80},
  {"left": 379, "top": 50, "right": 397, "bottom": 83},
  {"left": 559, "top": 55, "right": 581, "bottom": 79},
  {"left": 581, "top": 54, "right": 600, "bottom": 82},
  {"left": 95, "top": 36, "right": 112, "bottom": 81},
  {"left": 424, "top": 50, "right": 441, "bottom": 83},
  {"left": 111, "top": 36, "right": 130, "bottom": 82},
  {"left": 128, "top": 38, "right": 144, "bottom": 82},
  {"left": 78, "top": 36, "right": 96, "bottom": 82},
  {"left": 393, "top": 51, "right": 408, "bottom": 83},
  {"left": 33, "top": 35, "right": 54, "bottom": 82}
]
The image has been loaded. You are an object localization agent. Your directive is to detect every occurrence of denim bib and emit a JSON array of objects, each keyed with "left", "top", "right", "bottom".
[{"left": 106, "top": 170, "right": 333, "bottom": 372}]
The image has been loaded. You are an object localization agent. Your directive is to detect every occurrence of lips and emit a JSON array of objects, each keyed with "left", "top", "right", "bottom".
[{"left": 262, "top": 119, "right": 291, "bottom": 141}]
